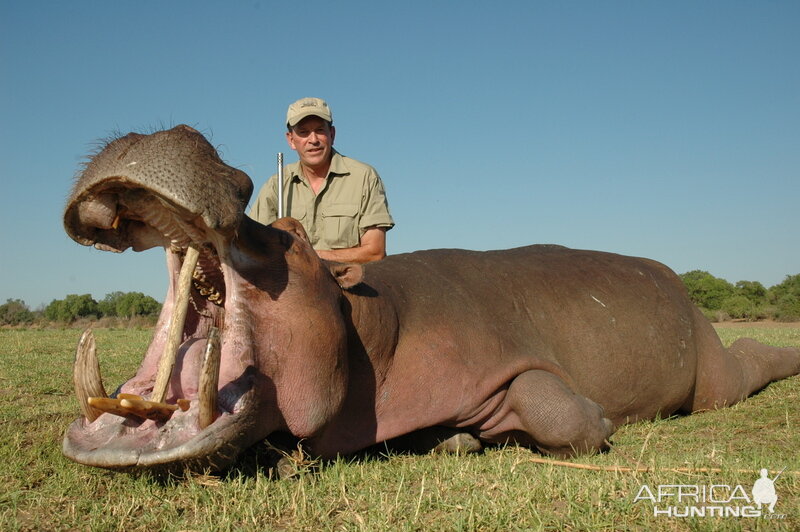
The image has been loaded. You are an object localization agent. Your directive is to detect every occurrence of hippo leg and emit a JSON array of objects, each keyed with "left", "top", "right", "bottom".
[
  {"left": 685, "top": 322, "right": 800, "bottom": 412},
  {"left": 481, "top": 370, "right": 614, "bottom": 458}
]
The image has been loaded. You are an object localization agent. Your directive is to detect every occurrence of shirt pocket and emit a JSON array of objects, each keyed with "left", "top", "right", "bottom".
[
  {"left": 321, "top": 203, "right": 359, "bottom": 249},
  {"left": 287, "top": 202, "right": 308, "bottom": 223}
]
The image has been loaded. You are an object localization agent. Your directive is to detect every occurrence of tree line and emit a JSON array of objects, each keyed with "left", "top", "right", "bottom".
[
  {"left": 2, "top": 272, "right": 799, "bottom": 326},
  {"left": 678, "top": 271, "right": 799, "bottom": 322},
  {"left": 0, "top": 292, "right": 161, "bottom": 326}
]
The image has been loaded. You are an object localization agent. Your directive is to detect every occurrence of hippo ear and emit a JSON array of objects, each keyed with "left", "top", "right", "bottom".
[
  {"left": 271, "top": 217, "right": 310, "bottom": 243},
  {"left": 327, "top": 262, "right": 364, "bottom": 290}
]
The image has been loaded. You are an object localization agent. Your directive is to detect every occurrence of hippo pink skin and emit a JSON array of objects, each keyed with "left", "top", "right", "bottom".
[{"left": 62, "top": 126, "right": 800, "bottom": 472}]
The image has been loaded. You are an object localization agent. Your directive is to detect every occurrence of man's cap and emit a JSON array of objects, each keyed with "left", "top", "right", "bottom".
[{"left": 286, "top": 97, "right": 333, "bottom": 127}]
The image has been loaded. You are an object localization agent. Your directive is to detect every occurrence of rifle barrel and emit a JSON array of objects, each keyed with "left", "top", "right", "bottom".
[{"left": 277, "top": 152, "right": 285, "bottom": 219}]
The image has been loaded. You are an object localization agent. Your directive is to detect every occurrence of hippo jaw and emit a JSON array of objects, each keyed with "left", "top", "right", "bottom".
[
  {"left": 62, "top": 126, "right": 276, "bottom": 471},
  {"left": 62, "top": 243, "right": 266, "bottom": 471}
]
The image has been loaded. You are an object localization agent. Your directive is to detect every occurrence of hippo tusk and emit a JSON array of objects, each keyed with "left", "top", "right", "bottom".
[
  {"left": 151, "top": 244, "right": 200, "bottom": 403},
  {"left": 73, "top": 329, "right": 107, "bottom": 422},
  {"left": 198, "top": 327, "right": 221, "bottom": 429},
  {"left": 75, "top": 329, "right": 189, "bottom": 422}
]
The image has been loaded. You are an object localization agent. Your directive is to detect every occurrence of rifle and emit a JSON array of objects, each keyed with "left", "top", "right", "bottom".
[{"left": 277, "top": 152, "right": 285, "bottom": 218}]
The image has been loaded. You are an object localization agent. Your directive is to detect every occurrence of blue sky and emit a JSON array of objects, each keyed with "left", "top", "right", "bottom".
[{"left": 1, "top": 1, "right": 798, "bottom": 309}]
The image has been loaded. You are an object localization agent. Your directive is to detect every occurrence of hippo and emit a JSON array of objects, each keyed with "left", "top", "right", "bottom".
[{"left": 62, "top": 125, "right": 800, "bottom": 472}]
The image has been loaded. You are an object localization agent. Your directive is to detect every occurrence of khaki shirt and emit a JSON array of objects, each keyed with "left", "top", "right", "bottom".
[{"left": 249, "top": 150, "right": 394, "bottom": 250}]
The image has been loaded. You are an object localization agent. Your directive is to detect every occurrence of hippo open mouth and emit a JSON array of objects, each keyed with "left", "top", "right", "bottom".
[{"left": 62, "top": 126, "right": 264, "bottom": 471}]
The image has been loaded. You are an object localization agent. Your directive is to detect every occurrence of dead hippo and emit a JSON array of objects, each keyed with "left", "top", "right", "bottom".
[{"left": 62, "top": 125, "right": 800, "bottom": 472}]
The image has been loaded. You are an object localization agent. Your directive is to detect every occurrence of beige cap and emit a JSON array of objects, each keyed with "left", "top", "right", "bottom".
[{"left": 286, "top": 97, "right": 333, "bottom": 127}]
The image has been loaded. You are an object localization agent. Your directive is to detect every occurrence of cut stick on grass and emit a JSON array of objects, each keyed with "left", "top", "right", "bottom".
[{"left": 526, "top": 456, "right": 799, "bottom": 476}]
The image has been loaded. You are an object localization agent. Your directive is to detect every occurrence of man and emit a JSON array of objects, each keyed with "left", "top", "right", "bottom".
[{"left": 249, "top": 97, "right": 394, "bottom": 263}]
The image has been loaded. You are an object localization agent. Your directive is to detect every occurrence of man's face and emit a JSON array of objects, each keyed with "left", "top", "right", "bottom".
[{"left": 286, "top": 116, "right": 335, "bottom": 171}]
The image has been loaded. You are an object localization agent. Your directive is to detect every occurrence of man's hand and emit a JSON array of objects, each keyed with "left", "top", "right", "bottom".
[{"left": 316, "top": 227, "right": 387, "bottom": 264}]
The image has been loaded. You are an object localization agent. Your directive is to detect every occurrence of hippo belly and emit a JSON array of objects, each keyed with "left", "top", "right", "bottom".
[{"left": 318, "top": 244, "right": 797, "bottom": 458}]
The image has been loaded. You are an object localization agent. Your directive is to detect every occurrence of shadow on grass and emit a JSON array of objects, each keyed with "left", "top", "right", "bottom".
[
  {"left": 221, "top": 428, "right": 498, "bottom": 482},
  {"left": 219, "top": 426, "right": 615, "bottom": 483}
]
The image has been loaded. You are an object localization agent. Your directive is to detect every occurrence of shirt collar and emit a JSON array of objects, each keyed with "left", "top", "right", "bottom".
[
  {"left": 327, "top": 149, "right": 350, "bottom": 177},
  {"left": 289, "top": 148, "right": 349, "bottom": 182}
]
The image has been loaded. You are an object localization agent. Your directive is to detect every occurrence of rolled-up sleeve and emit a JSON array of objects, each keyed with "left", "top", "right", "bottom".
[
  {"left": 359, "top": 169, "right": 395, "bottom": 232},
  {"left": 249, "top": 174, "right": 278, "bottom": 225}
]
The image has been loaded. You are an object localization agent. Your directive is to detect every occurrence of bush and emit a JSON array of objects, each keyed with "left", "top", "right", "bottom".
[
  {"left": 721, "top": 295, "right": 757, "bottom": 320},
  {"left": 0, "top": 299, "right": 35, "bottom": 326},
  {"left": 735, "top": 280, "right": 767, "bottom": 304},
  {"left": 680, "top": 271, "right": 800, "bottom": 322},
  {"left": 768, "top": 274, "right": 800, "bottom": 321},
  {"left": 679, "top": 270, "right": 735, "bottom": 311},
  {"left": 42, "top": 292, "right": 161, "bottom": 324},
  {"left": 774, "top": 294, "right": 800, "bottom": 322},
  {"left": 116, "top": 292, "right": 161, "bottom": 318},
  {"left": 99, "top": 291, "right": 161, "bottom": 318},
  {"left": 44, "top": 294, "right": 99, "bottom": 323}
]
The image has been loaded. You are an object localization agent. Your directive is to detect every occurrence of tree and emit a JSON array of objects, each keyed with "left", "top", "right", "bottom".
[
  {"left": 769, "top": 274, "right": 800, "bottom": 321},
  {"left": 43, "top": 292, "right": 160, "bottom": 323},
  {"left": 0, "top": 299, "right": 34, "bottom": 325},
  {"left": 115, "top": 292, "right": 161, "bottom": 318},
  {"left": 98, "top": 291, "right": 125, "bottom": 317},
  {"left": 735, "top": 280, "right": 767, "bottom": 304},
  {"left": 721, "top": 295, "right": 757, "bottom": 320},
  {"left": 44, "top": 294, "right": 99, "bottom": 323},
  {"left": 679, "top": 270, "right": 735, "bottom": 311}
]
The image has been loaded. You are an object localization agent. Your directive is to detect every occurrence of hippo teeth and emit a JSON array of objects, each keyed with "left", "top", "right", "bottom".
[
  {"left": 73, "top": 246, "right": 225, "bottom": 428},
  {"left": 198, "top": 327, "right": 222, "bottom": 429},
  {"left": 151, "top": 244, "right": 200, "bottom": 403},
  {"left": 86, "top": 394, "right": 187, "bottom": 421},
  {"left": 73, "top": 329, "right": 108, "bottom": 422},
  {"left": 74, "top": 329, "right": 191, "bottom": 422}
]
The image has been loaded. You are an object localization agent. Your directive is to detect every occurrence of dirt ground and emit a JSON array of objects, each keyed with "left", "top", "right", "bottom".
[{"left": 712, "top": 320, "right": 800, "bottom": 329}]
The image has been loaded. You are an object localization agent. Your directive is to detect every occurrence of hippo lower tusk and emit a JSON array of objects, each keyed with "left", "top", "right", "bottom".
[
  {"left": 198, "top": 327, "right": 221, "bottom": 429},
  {"left": 151, "top": 244, "right": 200, "bottom": 403},
  {"left": 74, "top": 329, "right": 108, "bottom": 422}
]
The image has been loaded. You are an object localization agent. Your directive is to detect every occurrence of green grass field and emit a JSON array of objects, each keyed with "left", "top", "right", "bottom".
[{"left": 1, "top": 326, "right": 798, "bottom": 531}]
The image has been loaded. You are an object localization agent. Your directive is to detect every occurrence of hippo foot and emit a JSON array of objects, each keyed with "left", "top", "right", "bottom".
[
  {"left": 433, "top": 433, "right": 483, "bottom": 455},
  {"left": 263, "top": 435, "right": 319, "bottom": 480},
  {"left": 275, "top": 455, "right": 303, "bottom": 480},
  {"left": 272, "top": 450, "right": 321, "bottom": 480},
  {"left": 386, "top": 426, "right": 484, "bottom": 455}
]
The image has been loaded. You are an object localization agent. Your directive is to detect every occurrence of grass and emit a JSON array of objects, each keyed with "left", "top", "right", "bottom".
[{"left": 1, "top": 326, "right": 798, "bottom": 531}]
